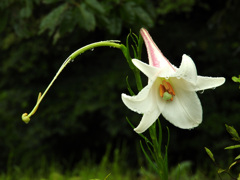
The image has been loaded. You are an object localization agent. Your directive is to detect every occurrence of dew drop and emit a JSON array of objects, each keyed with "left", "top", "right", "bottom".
[
  {"left": 199, "top": 90, "right": 204, "bottom": 94},
  {"left": 91, "top": 48, "right": 94, "bottom": 51}
]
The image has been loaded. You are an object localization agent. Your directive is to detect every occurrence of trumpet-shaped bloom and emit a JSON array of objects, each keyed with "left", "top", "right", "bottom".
[{"left": 122, "top": 28, "right": 225, "bottom": 133}]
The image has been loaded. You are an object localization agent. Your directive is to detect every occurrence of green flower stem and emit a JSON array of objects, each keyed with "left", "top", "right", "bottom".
[
  {"left": 135, "top": 33, "right": 143, "bottom": 91},
  {"left": 69, "top": 40, "right": 122, "bottom": 59},
  {"left": 133, "top": 69, "right": 143, "bottom": 91},
  {"left": 22, "top": 41, "right": 123, "bottom": 123}
]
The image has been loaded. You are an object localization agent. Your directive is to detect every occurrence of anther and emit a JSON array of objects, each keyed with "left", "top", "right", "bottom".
[{"left": 159, "top": 84, "right": 165, "bottom": 97}]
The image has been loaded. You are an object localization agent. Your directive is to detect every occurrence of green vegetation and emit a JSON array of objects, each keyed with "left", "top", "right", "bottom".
[{"left": 0, "top": 159, "right": 233, "bottom": 180}]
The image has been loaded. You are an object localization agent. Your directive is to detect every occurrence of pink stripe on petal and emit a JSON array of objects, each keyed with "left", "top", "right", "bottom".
[{"left": 140, "top": 28, "right": 175, "bottom": 71}]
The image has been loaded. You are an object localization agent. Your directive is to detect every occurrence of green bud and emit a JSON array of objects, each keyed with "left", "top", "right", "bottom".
[
  {"left": 205, "top": 147, "right": 215, "bottom": 162},
  {"left": 225, "top": 124, "right": 240, "bottom": 141},
  {"left": 22, "top": 113, "right": 30, "bottom": 124},
  {"left": 232, "top": 76, "right": 239, "bottom": 82}
]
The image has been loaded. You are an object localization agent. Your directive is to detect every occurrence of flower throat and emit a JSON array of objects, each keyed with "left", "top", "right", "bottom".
[{"left": 159, "top": 80, "right": 175, "bottom": 101}]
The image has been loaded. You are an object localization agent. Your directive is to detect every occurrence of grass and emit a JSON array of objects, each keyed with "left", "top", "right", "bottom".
[
  {"left": 0, "top": 144, "right": 137, "bottom": 180},
  {"left": 0, "top": 157, "right": 136, "bottom": 180},
  {"left": 0, "top": 146, "right": 234, "bottom": 180},
  {"left": 0, "top": 161, "right": 233, "bottom": 180}
]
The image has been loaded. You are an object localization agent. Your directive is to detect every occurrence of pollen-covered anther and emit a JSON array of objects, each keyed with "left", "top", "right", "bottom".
[
  {"left": 159, "top": 84, "right": 165, "bottom": 97},
  {"left": 159, "top": 80, "right": 175, "bottom": 101}
]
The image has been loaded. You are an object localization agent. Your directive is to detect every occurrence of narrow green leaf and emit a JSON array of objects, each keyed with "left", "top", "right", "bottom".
[
  {"left": 123, "top": 30, "right": 143, "bottom": 92},
  {"left": 126, "top": 117, "right": 135, "bottom": 129},
  {"left": 164, "top": 145, "right": 168, "bottom": 170},
  {"left": 232, "top": 76, "right": 240, "bottom": 83},
  {"left": 205, "top": 147, "right": 215, "bottom": 162},
  {"left": 124, "top": 32, "right": 135, "bottom": 70},
  {"left": 131, "top": 45, "right": 137, "bottom": 59},
  {"left": 218, "top": 168, "right": 226, "bottom": 174},
  {"left": 145, "top": 139, "right": 157, "bottom": 162},
  {"left": 125, "top": 76, "right": 135, "bottom": 96},
  {"left": 158, "top": 119, "right": 162, "bottom": 153},
  {"left": 229, "top": 161, "right": 237, "bottom": 170},
  {"left": 166, "top": 127, "right": 170, "bottom": 149},
  {"left": 149, "top": 123, "right": 159, "bottom": 153},
  {"left": 137, "top": 32, "right": 143, "bottom": 60},
  {"left": 104, "top": 173, "right": 111, "bottom": 180},
  {"left": 140, "top": 140, "right": 158, "bottom": 173},
  {"left": 225, "top": 124, "right": 240, "bottom": 141},
  {"left": 235, "top": 154, "right": 240, "bottom": 160},
  {"left": 130, "top": 33, "right": 138, "bottom": 51},
  {"left": 163, "top": 127, "right": 170, "bottom": 178},
  {"left": 225, "top": 144, "right": 240, "bottom": 150},
  {"left": 126, "top": 117, "right": 147, "bottom": 141},
  {"left": 232, "top": 76, "right": 238, "bottom": 82}
]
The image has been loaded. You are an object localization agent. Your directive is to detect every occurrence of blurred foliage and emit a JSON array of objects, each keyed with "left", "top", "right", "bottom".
[
  {"left": 205, "top": 125, "right": 240, "bottom": 178},
  {"left": 232, "top": 75, "right": 240, "bottom": 89},
  {"left": 1, "top": 0, "right": 240, "bottom": 176}
]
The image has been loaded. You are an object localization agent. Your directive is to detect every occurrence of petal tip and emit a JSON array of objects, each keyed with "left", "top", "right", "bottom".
[
  {"left": 121, "top": 93, "right": 129, "bottom": 100},
  {"left": 140, "top": 27, "right": 147, "bottom": 34},
  {"left": 134, "top": 127, "right": 145, "bottom": 134},
  {"left": 182, "top": 54, "right": 193, "bottom": 61}
]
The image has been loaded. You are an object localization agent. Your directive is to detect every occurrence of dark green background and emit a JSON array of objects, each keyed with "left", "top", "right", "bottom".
[{"left": 0, "top": 0, "right": 240, "bottom": 174}]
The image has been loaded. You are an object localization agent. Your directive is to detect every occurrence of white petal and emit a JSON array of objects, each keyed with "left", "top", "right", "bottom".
[
  {"left": 132, "top": 59, "right": 176, "bottom": 79},
  {"left": 121, "top": 79, "right": 157, "bottom": 114},
  {"left": 170, "top": 78, "right": 195, "bottom": 91},
  {"left": 195, "top": 76, "right": 226, "bottom": 91},
  {"left": 134, "top": 107, "right": 161, "bottom": 133},
  {"left": 162, "top": 87, "right": 202, "bottom": 129},
  {"left": 175, "top": 54, "right": 197, "bottom": 85},
  {"left": 132, "top": 59, "right": 160, "bottom": 80},
  {"left": 134, "top": 78, "right": 166, "bottom": 133}
]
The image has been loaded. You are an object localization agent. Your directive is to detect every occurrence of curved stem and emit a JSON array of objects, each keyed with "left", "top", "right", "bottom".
[{"left": 22, "top": 41, "right": 123, "bottom": 123}]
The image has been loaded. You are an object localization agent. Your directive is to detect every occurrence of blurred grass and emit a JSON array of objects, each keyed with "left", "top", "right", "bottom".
[
  {"left": 1, "top": 143, "right": 137, "bottom": 180},
  {"left": 0, "top": 161, "right": 232, "bottom": 180},
  {"left": 0, "top": 147, "right": 233, "bottom": 180},
  {"left": 0, "top": 163, "right": 233, "bottom": 180},
  {"left": 0, "top": 155, "right": 136, "bottom": 180}
]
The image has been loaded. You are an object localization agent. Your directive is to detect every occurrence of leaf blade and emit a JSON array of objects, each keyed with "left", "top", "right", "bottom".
[{"left": 205, "top": 147, "right": 215, "bottom": 162}]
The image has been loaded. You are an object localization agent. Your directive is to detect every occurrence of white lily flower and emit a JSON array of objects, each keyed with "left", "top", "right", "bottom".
[{"left": 122, "top": 28, "right": 225, "bottom": 134}]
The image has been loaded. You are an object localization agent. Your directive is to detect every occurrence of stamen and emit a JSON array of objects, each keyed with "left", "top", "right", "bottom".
[
  {"left": 162, "top": 80, "right": 175, "bottom": 96},
  {"left": 159, "top": 84, "right": 165, "bottom": 97},
  {"left": 162, "top": 80, "right": 169, "bottom": 91},
  {"left": 167, "top": 82, "right": 175, "bottom": 96},
  {"left": 159, "top": 80, "right": 175, "bottom": 101}
]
